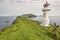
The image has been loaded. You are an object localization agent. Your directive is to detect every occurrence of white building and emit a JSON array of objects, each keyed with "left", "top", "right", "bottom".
[{"left": 41, "top": 1, "right": 50, "bottom": 26}]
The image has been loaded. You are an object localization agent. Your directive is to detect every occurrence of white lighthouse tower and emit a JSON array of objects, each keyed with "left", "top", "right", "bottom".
[{"left": 41, "top": 1, "right": 50, "bottom": 26}]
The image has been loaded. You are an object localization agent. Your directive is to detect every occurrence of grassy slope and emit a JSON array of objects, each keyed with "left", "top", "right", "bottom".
[{"left": 0, "top": 16, "right": 56, "bottom": 40}]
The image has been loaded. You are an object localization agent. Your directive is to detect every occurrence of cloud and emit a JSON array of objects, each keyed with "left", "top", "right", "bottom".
[{"left": 0, "top": 0, "right": 60, "bottom": 16}]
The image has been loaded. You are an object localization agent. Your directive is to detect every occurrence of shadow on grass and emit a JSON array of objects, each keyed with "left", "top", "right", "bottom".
[
  {"left": 46, "top": 32, "right": 56, "bottom": 40},
  {"left": 35, "top": 29, "right": 56, "bottom": 40}
]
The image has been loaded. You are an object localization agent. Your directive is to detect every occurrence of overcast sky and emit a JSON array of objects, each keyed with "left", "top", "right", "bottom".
[{"left": 0, "top": 0, "right": 60, "bottom": 16}]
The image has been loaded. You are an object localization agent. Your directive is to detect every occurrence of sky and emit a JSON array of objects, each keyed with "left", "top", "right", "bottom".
[{"left": 0, "top": 0, "right": 60, "bottom": 16}]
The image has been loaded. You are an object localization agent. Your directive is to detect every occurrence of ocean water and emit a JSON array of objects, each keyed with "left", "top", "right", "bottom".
[
  {"left": 40, "top": 16, "right": 60, "bottom": 25},
  {"left": 49, "top": 16, "right": 60, "bottom": 25},
  {"left": 0, "top": 16, "right": 16, "bottom": 29},
  {"left": 29, "top": 16, "right": 60, "bottom": 25}
]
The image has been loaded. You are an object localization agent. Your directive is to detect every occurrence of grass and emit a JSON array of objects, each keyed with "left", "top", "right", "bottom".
[{"left": 0, "top": 16, "right": 60, "bottom": 40}]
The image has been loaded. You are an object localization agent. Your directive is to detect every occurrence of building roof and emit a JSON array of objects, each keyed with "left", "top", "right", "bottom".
[{"left": 43, "top": 1, "right": 50, "bottom": 7}]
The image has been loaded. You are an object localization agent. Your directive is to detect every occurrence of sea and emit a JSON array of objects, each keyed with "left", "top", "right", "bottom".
[
  {"left": 29, "top": 16, "right": 60, "bottom": 26},
  {"left": 0, "top": 16, "right": 16, "bottom": 29}
]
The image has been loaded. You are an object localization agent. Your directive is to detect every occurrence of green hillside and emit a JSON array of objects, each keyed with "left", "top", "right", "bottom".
[{"left": 0, "top": 16, "right": 60, "bottom": 40}]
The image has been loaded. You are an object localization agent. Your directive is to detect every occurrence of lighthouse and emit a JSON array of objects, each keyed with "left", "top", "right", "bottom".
[{"left": 41, "top": 1, "right": 50, "bottom": 26}]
